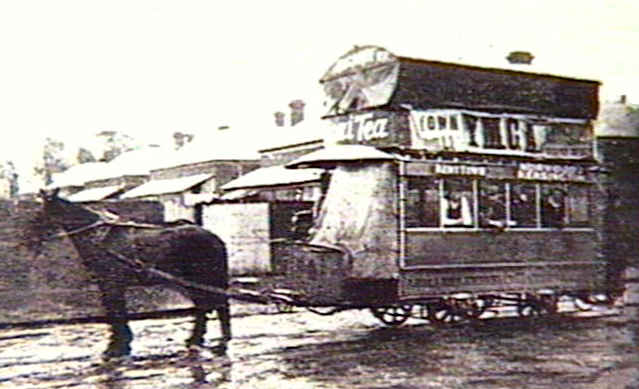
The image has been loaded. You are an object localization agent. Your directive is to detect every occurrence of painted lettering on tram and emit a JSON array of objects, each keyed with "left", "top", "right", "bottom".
[
  {"left": 434, "top": 164, "right": 487, "bottom": 176},
  {"left": 332, "top": 113, "right": 391, "bottom": 143},
  {"left": 517, "top": 163, "right": 588, "bottom": 182}
]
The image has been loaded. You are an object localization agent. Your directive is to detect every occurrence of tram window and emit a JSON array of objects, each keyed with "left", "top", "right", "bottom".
[
  {"left": 482, "top": 117, "right": 505, "bottom": 149},
  {"left": 540, "top": 186, "right": 566, "bottom": 228},
  {"left": 405, "top": 177, "right": 439, "bottom": 228},
  {"left": 510, "top": 183, "right": 537, "bottom": 228},
  {"left": 523, "top": 122, "right": 538, "bottom": 152},
  {"left": 505, "top": 119, "right": 521, "bottom": 150},
  {"left": 566, "top": 185, "right": 591, "bottom": 227},
  {"left": 449, "top": 115, "right": 459, "bottom": 130},
  {"left": 438, "top": 116, "right": 447, "bottom": 130},
  {"left": 479, "top": 181, "right": 507, "bottom": 228},
  {"left": 442, "top": 179, "right": 473, "bottom": 227},
  {"left": 463, "top": 115, "right": 479, "bottom": 147}
]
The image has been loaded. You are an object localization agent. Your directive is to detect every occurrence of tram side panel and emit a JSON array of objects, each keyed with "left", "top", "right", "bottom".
[
  {"left": 400, "top": 230, "right": 605, "bottom": 298},
  {"left": 398, "top": 161, "right": 607, "bottom": 300}
]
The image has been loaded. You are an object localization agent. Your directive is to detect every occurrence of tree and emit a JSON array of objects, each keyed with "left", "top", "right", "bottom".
[
  {"left": 77, "top": 147, "right": 97, "bottom": 164},
  {"left": 34, "top": 137, "right": 71, "bottom": 186},
  {"left": 96, "top": 131, "right": 137, "bottom": 162},
  {"left": 0, "top": 160, "right": 19, "bottom": 198}
]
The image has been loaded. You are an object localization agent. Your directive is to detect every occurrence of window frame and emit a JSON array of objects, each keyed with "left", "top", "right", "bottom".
[{"left": 401, "top": 175, "right": 595, "bottom": 231}]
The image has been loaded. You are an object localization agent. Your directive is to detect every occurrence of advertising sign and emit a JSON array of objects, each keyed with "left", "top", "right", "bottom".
[
  {"left": 321, "top": 46, "right": 400, "bottom": 116},
  {"left": 326, "top": 111, "right": 410, "bottom": 147}
]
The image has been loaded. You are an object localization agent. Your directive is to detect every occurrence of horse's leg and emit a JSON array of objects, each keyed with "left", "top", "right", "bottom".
[
  {"left": 186, "top": 294, "right": 231, "bottom": 355},
  {"left": 98, "top": 284, "right": 133, "bottom": 359},
  {"left": 186, "top": 306, "right": 209, "bottom": 348},
  {"left": 217, "top": 300, "right": 232, "bottom": 344}
]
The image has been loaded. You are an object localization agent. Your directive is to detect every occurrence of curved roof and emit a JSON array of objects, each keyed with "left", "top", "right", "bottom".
[
  {"left": 285, "top": 145, "right": 396, "bottom": 169},
  {"left": 321, "top": 45, "right": 600, "bottom": 119}
]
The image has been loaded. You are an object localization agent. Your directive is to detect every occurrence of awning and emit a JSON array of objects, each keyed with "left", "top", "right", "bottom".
[
  {"left": 120, "top": 173, "right": 213, "bottom": 199},
  {"left": 220, "top": 188, "right": 259, "bottom": 200},
  {"left": 285, "top": 145, "right": 397, "bottom": 169},
  {"left": 66, "top": 185, "right": 123, "bottom": 202},
  {"left": 221, "top": 165, "right": 323, "bottom": 191}
]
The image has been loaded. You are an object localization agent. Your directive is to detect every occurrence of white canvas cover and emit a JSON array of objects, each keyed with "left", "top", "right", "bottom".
[{"left": 309, "top": 161, "right": 398, "bottom": 278}]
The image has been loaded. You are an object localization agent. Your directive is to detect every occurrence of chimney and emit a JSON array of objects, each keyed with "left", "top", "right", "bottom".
[
  {"left": 274, "top": 111, "right": 285, "bottom": 127},
  {"left": 506, "top": 51, "right": 534, "bottom": 65},
  {"left": 289, "top": 99, "right": 305, "bottom": 126},
  {"left": 173, "top": 132, "right": 194, "bottom": 150}
]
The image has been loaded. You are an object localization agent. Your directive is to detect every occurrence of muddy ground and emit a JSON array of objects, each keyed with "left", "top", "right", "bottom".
[
  {"left": 1, "top": 303, "right": 638, "bottom": 389},
  {"left": 1, "top": 202, "right": 638, "bottom": 388}
]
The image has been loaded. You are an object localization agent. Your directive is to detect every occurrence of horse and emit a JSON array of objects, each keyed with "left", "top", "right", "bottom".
[{"left": 27, "top": 188, "right": 231, "bottom": 359}]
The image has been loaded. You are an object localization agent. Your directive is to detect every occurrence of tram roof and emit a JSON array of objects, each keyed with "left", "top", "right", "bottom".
[
  {"left": 321, "top": 46, "right": 600, "bottom": 119},
  {"left": 286, "top": 145, "right": 397, "bottom": 169}
]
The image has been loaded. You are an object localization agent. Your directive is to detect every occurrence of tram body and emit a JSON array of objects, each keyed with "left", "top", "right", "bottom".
[{"left": 270, "top": 145, "right": 606, "bottom": 308}]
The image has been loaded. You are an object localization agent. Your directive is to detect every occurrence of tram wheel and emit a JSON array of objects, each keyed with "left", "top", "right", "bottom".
[
  {"left": 572, "top": 297, "right": 594, "bottom": 311},
  {"left": 517, "top": 294, "right": 558, "bottom": 317},
  {"left": 516, "top": 302, "right": 541, "bottom": 317},
  {"left": 429, "top": 302, "right": 464, "bottom": 324},
  {"left": 370, "top": 305, "right": 413, "bottom": 326}
]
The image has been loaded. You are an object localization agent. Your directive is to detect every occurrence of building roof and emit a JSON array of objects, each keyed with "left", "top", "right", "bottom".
[
  {"left": 120, "top": 173, "right": 213, "bottom": 199},
  {"left": 165, "top": 128, "right": 261, "bottom": 168},
  {"left": 48, "top": 162, "right": 111, "bottom": 188},
  {"left": 100, "top": 145, "right": 175, "bottom": 179},
  {"left": 221, "top": 165, "right": 323, "bottom": 191},
  {"left": 256, "top": 118, "right": 328, "bottom": 153}
]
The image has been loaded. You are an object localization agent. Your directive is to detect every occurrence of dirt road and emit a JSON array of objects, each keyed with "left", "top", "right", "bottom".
[{"left": 1, "top": 304, "right": 637, "bottom": 389}]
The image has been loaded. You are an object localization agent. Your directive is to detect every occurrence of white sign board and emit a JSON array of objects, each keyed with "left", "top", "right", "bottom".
[{"left": 202, "top": 203, "right": 271, "bottom": 275}]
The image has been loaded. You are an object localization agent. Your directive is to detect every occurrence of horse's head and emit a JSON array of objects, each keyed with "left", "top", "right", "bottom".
[{"left": 25, "top": 188, "right": 102, "bottom": 254}]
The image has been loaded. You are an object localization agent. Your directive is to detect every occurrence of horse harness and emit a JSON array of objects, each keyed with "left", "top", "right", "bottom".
[{"left": 49, "top": 214, "right": 269, "bottom": 303}]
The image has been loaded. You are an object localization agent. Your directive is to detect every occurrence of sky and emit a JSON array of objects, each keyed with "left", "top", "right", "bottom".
[{"left": 1, "top": 0, "right": 638, "bottom": 189}]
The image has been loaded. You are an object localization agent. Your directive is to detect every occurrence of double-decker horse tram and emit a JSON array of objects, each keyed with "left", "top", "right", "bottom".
[{"left": 214, "top": 46, "right": 615, "bottom": 326}]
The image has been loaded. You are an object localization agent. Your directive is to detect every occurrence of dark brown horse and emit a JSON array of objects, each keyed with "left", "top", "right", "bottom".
[{"left": 28, "top": 189, "right": 231, "bottom": 359}]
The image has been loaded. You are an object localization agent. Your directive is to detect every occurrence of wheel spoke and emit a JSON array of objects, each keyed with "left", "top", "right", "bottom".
[{"left": 370, "top": 305, "right": 413, "bottom": 326}]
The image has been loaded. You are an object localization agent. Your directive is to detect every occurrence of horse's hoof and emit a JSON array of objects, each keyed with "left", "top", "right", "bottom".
[
  {"left": 186, "top": 344, "right": 206, "bottom": 357},
  {"left": 101, "top": 353, "right": 132, "bottom": 363},
  {"left": 210, "top": 344, "right": 228, "bottom": 356},
  {"left": 102, "top": 347, "right": 132, "bottom": 362}
]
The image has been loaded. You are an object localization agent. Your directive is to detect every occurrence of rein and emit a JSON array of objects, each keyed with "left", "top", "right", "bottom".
[
  {"left": 51, "top": 216, "right": 166, "bottom": 241},
  {"left": 52, "top": 219, "right": 109, "bottom": 239}
]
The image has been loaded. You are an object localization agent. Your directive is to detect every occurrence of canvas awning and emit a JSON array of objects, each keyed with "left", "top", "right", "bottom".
[
  {"left": 285, "top": 145, "right": 397, "bottom": 169},
  {"left": 120, "top": 173, "right": 213, "bottom": 199},
  {"left": 66, "top": 185, "right": 124, "bottom": 202},
  {"left": 219, "top": 188, "right": 259, "bottom": 200},
  {"left": 221, "top": 165, "right": 323, "bottom": 191}
]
